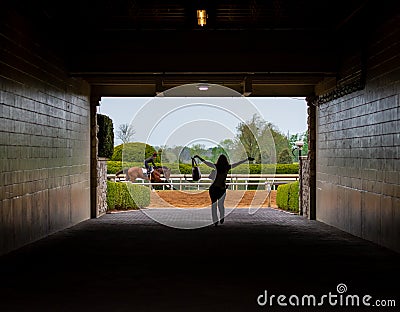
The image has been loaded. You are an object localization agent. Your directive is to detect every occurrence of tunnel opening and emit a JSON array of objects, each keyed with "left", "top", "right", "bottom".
[{"left": 95, "top": 84, "right": 307, "bottom": 228}]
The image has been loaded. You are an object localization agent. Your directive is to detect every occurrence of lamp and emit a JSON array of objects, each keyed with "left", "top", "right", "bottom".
[
  {"left": 197, "top": 9, "right": 207, "bottom": 26},
  {"left": 197, "top": 84, "right": 209, "bottom": 91},
  {"left": 295, "top": 141, "right": 304, "bottom": 151},
  {"left": 197, "top": 83, "right": 210, "bottom": 91}
]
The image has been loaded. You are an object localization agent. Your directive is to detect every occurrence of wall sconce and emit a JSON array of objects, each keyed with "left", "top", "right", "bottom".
[{"left": 197, "top": 10, "right": 207, "bottom": 26}]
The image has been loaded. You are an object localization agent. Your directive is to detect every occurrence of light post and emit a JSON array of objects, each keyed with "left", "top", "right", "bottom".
[
  {"left": 266, "top": 182, "right": 271, "bottom": 207},
  {"left": 295, "top": 140, "right": 304, "bottom": 160},
  {"left": 293, "top": 141, "right": 304, "bottom": 215}
]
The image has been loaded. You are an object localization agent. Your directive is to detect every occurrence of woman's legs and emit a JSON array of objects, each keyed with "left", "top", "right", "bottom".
[
  {"left": 217, "top": 192, "right": 226, "bottom": 223},
  {"left": 209, "top": 185, "right": 226, "bottom": 226},
  {"left": 211, "top": 200, "right": 218, "bottom": 224}
]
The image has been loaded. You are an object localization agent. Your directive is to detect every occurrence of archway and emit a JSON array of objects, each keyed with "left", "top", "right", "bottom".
[{"left": 95, "top": 83, "right": 307, "bottom": 229}]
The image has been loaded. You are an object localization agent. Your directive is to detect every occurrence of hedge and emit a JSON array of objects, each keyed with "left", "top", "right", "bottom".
[
  {"left": 97, "top": 114, "right": 114, "bottom": 158},
  {"left": 288, "top": 181, "right": 299, "bottom": 211},
  {"left": 107, "top": 161, "right": 299, "bottom": 175},
  {"left": 232, "top": 163, "right": 299, "bottom": 174},
  {"left": 111, "top": 142, "right": 156, "bottom": 162},
  {"left": 106, "top": 181, "right": 150, "bottom": 210},
  {"left": 107, "top": 161, "right": 143, "bottom": 174},
  {"left": 276, "top": 181, "right": 299, "bottom": 212}
]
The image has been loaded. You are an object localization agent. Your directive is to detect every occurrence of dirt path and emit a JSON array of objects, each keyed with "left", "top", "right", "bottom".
[{"left": 149, "top": 190, "right": 277, "bottom": 208}]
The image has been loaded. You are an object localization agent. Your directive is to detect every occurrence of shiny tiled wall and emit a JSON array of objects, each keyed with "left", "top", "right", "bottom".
[
  {"left": 0, "top": 10, "right": 91, "bottom": 255},
  {"left": 316, "top": 17, "right": 400, "bottom": 252}
]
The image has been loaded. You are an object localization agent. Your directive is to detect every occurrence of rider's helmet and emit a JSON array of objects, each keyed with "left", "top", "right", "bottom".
[{"left": 152, "top": 152, "right": 157, "bottom": 157}]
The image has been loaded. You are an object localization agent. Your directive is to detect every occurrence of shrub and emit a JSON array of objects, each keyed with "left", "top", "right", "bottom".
[
  {"left": 180, "top": 162, "right": 298, "bottom": 176},
  {"left": 276, "top": 183, "right": 289, "bottom": 209},
  {"left": 278, "top": 148, "right": 293, "bottom": 164},
  {"left": 288, "top": 181, "right": 299, "bottom": 212},
  {"left": 178, "top": 163, "right": 192, "bottom": 174},
  {"left": 107, "top": 161, "right": 123, "bottom": 174},
  {"left": 126, "top": 183, "right": 150, "bottom": 208},
  {"left": 111, "top": 142, "right": 156, "bottom": 162},
  {"left": 97, "top": 114, "right": 114, "bottom": 158},
  {"left": 106, "top": 181, "right": 150, "bottom": 210},
  {"left": 106, "top": 180, "right": 117, "bottom": 209},
  {"left": 276, "top": 181, "right": 299, "bottom": 213},
  {"left": 179, "top": 163, "right": 213, "bottom": 175},
  {"left": 107, "top": 161, "right": 143, "bottom": 174},
  {"left": 231, "top": 163, "right": 299, "bottom": 174},
  {"left": 276, "top": 163, "right": 299, "bottom": 174}
]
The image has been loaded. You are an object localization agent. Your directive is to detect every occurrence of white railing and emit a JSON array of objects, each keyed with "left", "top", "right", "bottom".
[{"left": 107, "top": 173, "right": 298, "bottom": 191}]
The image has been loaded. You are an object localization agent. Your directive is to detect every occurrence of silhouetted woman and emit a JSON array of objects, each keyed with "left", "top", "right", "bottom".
[{"left": 194, "top": 154, "right": 254, "bottom": 226}]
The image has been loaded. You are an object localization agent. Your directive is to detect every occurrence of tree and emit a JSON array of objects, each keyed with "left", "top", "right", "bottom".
[
  {"left": 219, "top": 139, "right": 235, "bottom": 154},
  {"left": 97, "top": 114, "right": 114, "bottom": 158},
  {"left": 235, "top": 114, "right": 262, "bottom": 162},
  {"left": 234, "top": 114, "right": 291, "bottom": 164},
  {"left": 210, "top": 145, "right": 228, "bottom": 163},
  {"left": 189, "top": 144, "right": 207, "bottom": 158},
  {"left": 179, "top": 146, "right": 192, "bottom": 163},
  {"left": 111, "top": 142, "right": 156, "bottom": 162},
  {"left": 289, "top": 131, "right": 308, "bottom": 162},
  {"left": 302, "top": 131, "right": 309, "bottom": 155},
  {"left": 277, "top": 148, "right": 293, "bottom": 164},
  {"left": 116, "top": 123, "right": 135, "bottom": 144}
]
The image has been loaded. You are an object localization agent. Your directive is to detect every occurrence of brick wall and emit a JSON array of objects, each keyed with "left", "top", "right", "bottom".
[
  {"left": 97, "top": 158, "right": 108, "bottom": 216},
  {"left": 0, "top": 7, "right": 91, "bottom": 255},
  {"left": 300, "top": 157, "right": 310, "bottom": 218},
  {"left": 315, "top": 16, "right": 400, "bottom": 252}
]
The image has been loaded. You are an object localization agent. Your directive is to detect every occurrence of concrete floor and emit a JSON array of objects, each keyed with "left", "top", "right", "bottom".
[{"left": 0, "top": 208, "right": 399, "bottom": 312}]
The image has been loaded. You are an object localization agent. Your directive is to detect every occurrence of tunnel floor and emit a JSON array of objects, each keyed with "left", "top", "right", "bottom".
[{"left": 0, "top": 208, "right": 399, "bottom": 312}]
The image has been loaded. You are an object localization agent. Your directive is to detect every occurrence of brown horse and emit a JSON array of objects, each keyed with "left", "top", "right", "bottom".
[
  {"left": 116, "top": 166, "right": 171, "bottom": 184},
  {"left": 156, "top": 166, "right": 172, "bottom": 182}
]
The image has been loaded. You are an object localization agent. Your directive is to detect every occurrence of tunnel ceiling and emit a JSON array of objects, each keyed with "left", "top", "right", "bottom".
[{"left": 10, "top": 0, "right": 398, "bottom": 96}]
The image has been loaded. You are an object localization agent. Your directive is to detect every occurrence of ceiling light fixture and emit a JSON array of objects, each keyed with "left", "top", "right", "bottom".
[
  {"left": 198, "top": 84, "right": 209, "bottom": 91},
  {"left": 197, "top": 9, "right": 207, "bottom": 26}
]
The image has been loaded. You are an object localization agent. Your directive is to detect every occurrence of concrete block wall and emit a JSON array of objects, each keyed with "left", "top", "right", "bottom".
[
  {"left": 0, "top": 7, "right": 91, "bottom": 255},
  {"left": 316, "top": 16, "right": 400, "bottom": 252}
]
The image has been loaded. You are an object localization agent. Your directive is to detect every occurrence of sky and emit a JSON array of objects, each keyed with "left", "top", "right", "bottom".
[{"left": 98, "top": 94, "right": 307, "bottom": 147}]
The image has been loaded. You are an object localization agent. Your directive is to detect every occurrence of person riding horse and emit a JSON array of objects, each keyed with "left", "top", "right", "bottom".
[
  {"left": 115, "top": 151, "right": 173, "bottom": 189},
  {"left": 144, "top": 152, "right": 158, "bottom": 178}
]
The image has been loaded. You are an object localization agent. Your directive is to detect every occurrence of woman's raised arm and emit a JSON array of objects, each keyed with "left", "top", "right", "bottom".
[
  {"left": 231, "top": 157, "right": 254, "bottom": 169},
  {"left": 194, "top": 155, "right": 216, "bottom": 169}
]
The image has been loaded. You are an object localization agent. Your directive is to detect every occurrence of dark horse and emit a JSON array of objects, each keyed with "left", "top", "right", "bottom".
[{"left": 116, "top": 166, "right": 171, "bottom": 185}]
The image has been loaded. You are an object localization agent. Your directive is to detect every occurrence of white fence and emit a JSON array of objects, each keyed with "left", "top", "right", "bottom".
[{"left": 107, "top": 173, "right": 298, "bottom": 191}]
